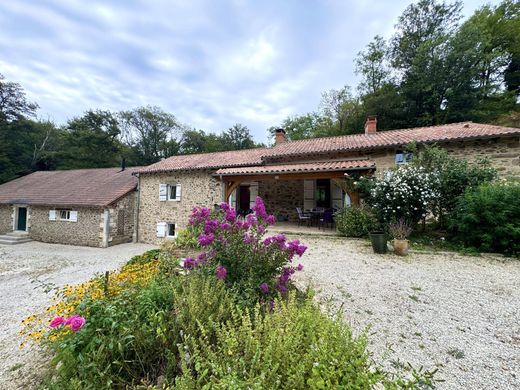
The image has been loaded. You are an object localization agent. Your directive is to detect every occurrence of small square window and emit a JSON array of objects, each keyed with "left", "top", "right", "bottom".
[
  {"left": 167, "top": 223, "right": 176, "bottom": 237},
  {"left": 58, "top": 209, "right": 71, "bottom": 221},
  {"left": 395, "top": 151, "right": 413, "bottom": 165}
]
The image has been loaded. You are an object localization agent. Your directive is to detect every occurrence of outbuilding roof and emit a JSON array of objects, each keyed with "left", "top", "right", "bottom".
[
  {"left": 0, "top": 167, "right": 139, "bottom": 207},
  {"left": 214, "top": 160, "right": 375, "bottom": 176},
  {"left": 134, "top": 122, "right": 520, "bottom": 174}
]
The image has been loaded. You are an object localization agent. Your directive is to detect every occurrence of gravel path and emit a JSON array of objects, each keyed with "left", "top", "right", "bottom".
[
  {"left": 293, "top": 236, "right": 520, "bottom": 390},
  {"left": 0, "top": 241, "right": 155, "bottom": 389}
]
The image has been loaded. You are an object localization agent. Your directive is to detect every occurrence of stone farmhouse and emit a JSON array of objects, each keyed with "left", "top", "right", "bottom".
[
  {"left": 0, "top": 118, "right": 519, "bottom": 246},
  {"left": 134, "top": 119, "right": 520, "bottom": 245},
  {"left": 0, "top": 167, "right": 138, "bottom": 246}
]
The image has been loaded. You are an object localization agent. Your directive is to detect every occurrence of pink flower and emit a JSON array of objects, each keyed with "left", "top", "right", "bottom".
[
  {"left": 266, "top": 215, "right": 276, "bottom": 225},
  {"left": 215, "top": 265, "right": 227, "bottom": 280},
  {"left": 64, "top": 315, "right": 86, "bottom": 332},
  {"left": 297, "top": 263, "right": 304, "bottom": 271},
  {"left": 49, "top": 316, "right": 65, "bottom": 328}
]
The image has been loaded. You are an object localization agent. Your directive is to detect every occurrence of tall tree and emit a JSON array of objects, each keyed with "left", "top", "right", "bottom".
[
  {"left": 355, "top": 35, "right": 392, "bottom": 95},
  {"left": 267, "top": 113, "right": 330, "bottom": 141},
  {"left": 391, "top": 0, "right": 463, "bottom": 126},
  {"left": 220, "top": 123, "right": 257, "bottom": 150},
  {"left": 0, "top": 74, "right": 39, "bottom": 122},
  {"left": 119, "top": 106, "right": 181, "bottom": 164}
]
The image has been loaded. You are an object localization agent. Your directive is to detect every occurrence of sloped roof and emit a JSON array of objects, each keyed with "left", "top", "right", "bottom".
[
  {"left": 0, "top": 167, "right": 139, "bottom": 207},
  {"left": 264, "top": 122, "right": 520, "bottom": 159},
  {"left": 134, "top": 122, "right": 520, "bottom": 174},
  {"left": 215, "top": 160, "right": 375, "bottom": 176},
  {"left": 135, "top": 147, "right": 269, "bottom": 174}
]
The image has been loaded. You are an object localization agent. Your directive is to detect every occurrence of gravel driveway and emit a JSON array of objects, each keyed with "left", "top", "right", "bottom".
[
  {"left": 293, "top": 236, "right": 520, "bottom": 390},
  {"left": 0, "top": 241, "right": 155, "bottom": 389}
]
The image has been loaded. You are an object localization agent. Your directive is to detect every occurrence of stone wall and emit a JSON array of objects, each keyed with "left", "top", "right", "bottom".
[
  {"left": 0, "top": 205, "right": 12, "bottom": 234},
  {"left": 107, "top": 192, "right": 136, "bottom": 246},
  {"left": 138, "top": 171, "right": 222, "bottom": 245},
  {"left": 258, "top": 180, "right": 303, "bottom": 222},
  {"left": 29, "top": 206, "right": 103, "bottom": 247}
]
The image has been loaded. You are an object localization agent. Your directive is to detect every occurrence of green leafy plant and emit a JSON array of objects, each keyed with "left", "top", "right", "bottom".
[
  {"left": 335, "top": 206, "right": 377, "bottom": 237},
  {"left": 449, "top": 180, "right": 520, "bottom": 256}
]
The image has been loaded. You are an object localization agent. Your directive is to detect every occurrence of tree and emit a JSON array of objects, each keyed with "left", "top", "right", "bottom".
[
  {"left": 119, "top": 106, "right": 181, "bottom": 164},
  {"left": 221, "top": 123, "right": 257, "bottom": 150},
  {"left": 53, "top": 110, "right": 124, "bottom": 169},
  {"left": 390, "top": 0, "right": 463, "bottom": 126},
  {"left": 355, "top": 35, "right": 392, "bottom": 95},
  {"left": 267, "top": 113, "right": 330, "bottom": 141},
  {"left": 0, "top": 74, "right": 39, "bottom": 122}
]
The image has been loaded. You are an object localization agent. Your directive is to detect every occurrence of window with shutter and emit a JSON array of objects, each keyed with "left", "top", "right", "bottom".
[
  {"left": 49, "top": 210, "right": 56, "bottom": 221},
  {"left": 156, "top": 222, "right": 167, "bottom": 237},
  {"left": 167, "top": 223, "right": 176, "bottom": 237},
  {"left": 159, "top": 184, "right": 168, "bottom": 201}
]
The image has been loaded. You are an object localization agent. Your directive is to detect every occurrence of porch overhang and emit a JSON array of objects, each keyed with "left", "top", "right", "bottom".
[{"left": 214, "top": 159, "right": 375, "bottom": 202}]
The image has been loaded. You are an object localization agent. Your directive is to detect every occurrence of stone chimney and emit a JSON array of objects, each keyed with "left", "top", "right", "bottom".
[
  {"left": 364, "top": 116, "right": 377, "bottom": 134},
  {"left": 274, "top": 128, "right": 286, "bottom": 145}
]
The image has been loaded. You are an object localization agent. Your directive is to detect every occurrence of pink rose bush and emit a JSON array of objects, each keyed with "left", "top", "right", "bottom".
[
  {"left": 188, "top": 197, "right": 307, "bottom": 303},
  {"left": 49, "top": 314, "right": 86, "bottom": 332}
]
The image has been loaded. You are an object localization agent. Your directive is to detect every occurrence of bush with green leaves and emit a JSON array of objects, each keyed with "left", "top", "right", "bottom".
[
  {"left": 449, "top": 180, "right": 520, "bottom": 255},
  {"left": 335, "top": 206, "right": 377, "bottom": 237},
  {"left": 412, "top": 145, "right": 497, "bottom": 226},
  {"left": 368, "top": 165, "right": 440, "bottom": 225}
]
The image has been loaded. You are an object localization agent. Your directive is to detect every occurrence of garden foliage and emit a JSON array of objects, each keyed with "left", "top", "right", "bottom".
[
  {"left": 449, "top": 180, "right": 520, "bottom": 256},
  {"left": 335, "top": 206, "right": 377, "bottom": 237},
  {"left": 21, "top": 197, "right": 435, "bottom": 389}
]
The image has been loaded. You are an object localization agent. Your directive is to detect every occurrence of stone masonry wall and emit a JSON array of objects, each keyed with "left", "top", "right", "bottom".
[
  {"left": 29, "top": 206, "right": 103, "bottom": 247},
  {"left": 258, "top": 180, "right": 303, "bottom": 222},
  {"left": 107, "top": 191, "right": 136, "bottom": 246},
  {"left": 0, "top": 205, "right": 12, "bottom": 234},
  {"left": 138, "top": 171, "right": 222, "bottom": 245}
]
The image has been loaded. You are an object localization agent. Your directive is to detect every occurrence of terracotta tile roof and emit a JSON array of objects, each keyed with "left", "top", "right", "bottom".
[
  {"left": 264, "top": 122, "right": 520, "bottom": 159},
  {"left": 134, "top": 147, "right": 269, "bottom": 174},
  {"left": 135, "top": 122, "right": 520, "bottom": 174},
  {"left": 0, "top": 167, "right": 139, "bottom": 207},
  {"left": 215, "top": 160, "right": 375, "bottom": 176}
]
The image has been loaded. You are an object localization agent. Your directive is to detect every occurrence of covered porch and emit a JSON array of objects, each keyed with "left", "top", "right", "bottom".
[{"left": 215, "top": 160, "right": 375, "bottom": 224}]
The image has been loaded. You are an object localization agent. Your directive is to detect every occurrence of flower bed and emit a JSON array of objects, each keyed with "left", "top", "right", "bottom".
[{"left": 19, "top": 198, "right": 435, "bottom": 388}]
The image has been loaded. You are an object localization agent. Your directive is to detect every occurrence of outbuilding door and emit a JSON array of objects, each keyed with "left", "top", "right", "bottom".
[{"left": 17, "top": 207, "right": 27, "bottom": 231}]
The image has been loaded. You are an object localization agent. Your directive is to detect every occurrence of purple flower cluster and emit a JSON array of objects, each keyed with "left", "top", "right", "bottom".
[
  {"left": 189, "top": 206, "right": 211, "bottom": 225},
  {"left": 187, "top": 196, "right": 307, "bottom": 296},
  {"left": 215, "top": 265, "right": 227, "bottom": 280},
  {"left": 198, "top": 233, "right": 215, "bottom": 247},
  {"left": 182, "top": 253, "right": 208, "bottom": 269}
]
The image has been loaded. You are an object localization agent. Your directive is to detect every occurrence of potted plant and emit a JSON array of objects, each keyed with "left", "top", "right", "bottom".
[{"left": 389, "top": 219, "right": 412, "bottom": 256}]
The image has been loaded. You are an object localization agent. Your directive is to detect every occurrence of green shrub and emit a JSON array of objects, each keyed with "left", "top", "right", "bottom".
[
  {"left": 335, "top": 206, "right": 377, "bottom": 237},
  {"left": 412, "top": 145, "right": 497, "bottom": 226},
  {"left": 449, "top": 180, "right": 520, "bottom": 255}
]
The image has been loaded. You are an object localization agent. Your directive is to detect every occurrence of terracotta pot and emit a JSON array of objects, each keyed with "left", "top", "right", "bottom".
[{"left": 393, "top": 239, "right": 409, "bottom": 256}]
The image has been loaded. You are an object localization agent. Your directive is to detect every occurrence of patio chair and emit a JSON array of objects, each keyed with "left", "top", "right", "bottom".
[
  {"left": 319, "top": 209, "right": 335, "bottom": 230},
  {"left": 296, "top": 207, "right": 311, "bottom": 226}
]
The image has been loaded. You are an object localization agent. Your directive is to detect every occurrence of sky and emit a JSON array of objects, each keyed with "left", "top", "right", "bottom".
[{"left": 0, "top": 0, "right": 499, "bottom": 143}]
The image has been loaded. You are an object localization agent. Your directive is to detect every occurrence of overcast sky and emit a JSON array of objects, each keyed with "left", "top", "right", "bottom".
[{"left": 0, "top": 0, "right": 499, "bottom": 142}]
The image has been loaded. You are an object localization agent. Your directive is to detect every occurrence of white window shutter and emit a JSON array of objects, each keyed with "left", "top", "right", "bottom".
[
  {"left": 159, "top": 184, "right": 168, "bottom": 201},
  {"left": 49, "top": 210, "right": 56, "bottom": 221},
  {"left": 331, "top": 182, "right": 343, "bottom": 210},
  {"left": 249, "top": 182, "right": 259, "bottom": 209},
  {"left": 70, "top": 211, "right": 78, "bottom": 222},
  {"left": 156, "top": 222, "right": 167, "bottom": 238},
  {"left": 303, "top": 180, "right": 315, "bottom": 211},
  {"left": 344, "top": 193, "right": 352, "bottom": 208},
  {"left": 175, "top": 184, "right": 182, "bottom": 201}
]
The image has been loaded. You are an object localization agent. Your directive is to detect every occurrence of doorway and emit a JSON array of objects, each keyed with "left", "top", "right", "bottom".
[
  {"left": 16, "top": 207, "right": 27, "bottom": 231},
  {"left": 315, "top": 179, "right": 331, "bottom": 208},
  {"left": 237, "top": 185, "right": 251, "bottom": 214}
]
